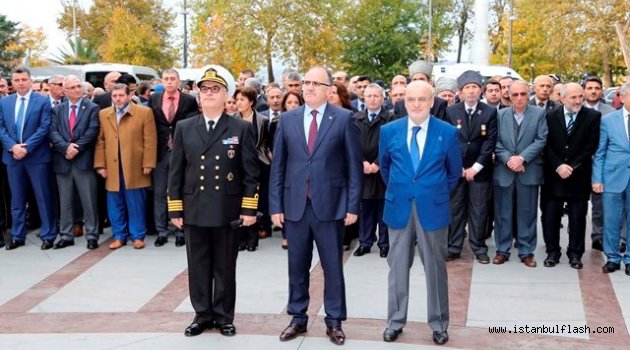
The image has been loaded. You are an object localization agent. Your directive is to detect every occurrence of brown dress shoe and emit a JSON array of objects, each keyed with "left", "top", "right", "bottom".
[
  {"left": 133, "top": 240, "right": 145, "bottom": 249},
  {"left": 326, "top": 326, "right": 346, "bottom": 345},
  {"left": 492, "top": 254, "right": 508, "bottom": 264},
  {"left": 109, "top": 240, "right": 125, "bottom": 250},
  {"left": 521, "top": 256, "right": 537, "bottom": 267},
  {"left": 258, "top": 230, "right": 271, "bottom": 239},
  {"left": 73, "top": 224, "right": 84, "bottom": 237},
  {"left": 279, "top": 323, "right": 307, "bottom": 342}
]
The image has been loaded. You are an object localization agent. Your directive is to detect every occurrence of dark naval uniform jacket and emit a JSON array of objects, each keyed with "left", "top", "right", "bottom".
[{"left": 167, "top": 113, "right": 260, "bottom": 226}]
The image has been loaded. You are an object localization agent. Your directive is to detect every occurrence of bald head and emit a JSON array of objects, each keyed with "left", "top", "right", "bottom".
[{"left": 405, "top": 81, "right": 434, "bottom": 122}]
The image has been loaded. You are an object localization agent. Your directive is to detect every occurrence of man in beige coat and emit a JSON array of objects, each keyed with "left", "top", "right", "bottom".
[{"left": 94, "top": 83, "right": 157, "bottom": 249}]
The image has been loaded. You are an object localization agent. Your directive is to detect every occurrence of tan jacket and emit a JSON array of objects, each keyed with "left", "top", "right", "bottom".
[{"left": 94, "top": 103, "right": 157, "bottom": 191}]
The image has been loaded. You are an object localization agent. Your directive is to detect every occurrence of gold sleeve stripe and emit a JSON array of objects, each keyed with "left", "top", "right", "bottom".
[
  {"left": 242, "top": 204, "right": 258, "bottom": 209},
  {"left": 242, "top": 196, "right": 258, "bottom": 209}
]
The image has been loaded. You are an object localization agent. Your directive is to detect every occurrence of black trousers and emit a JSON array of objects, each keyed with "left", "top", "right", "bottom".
[
  {"left": 185, "top": 224, "right": 239, "bottom": 325},
  {"left": 542, "top": 196, "right": 587, "bottom": 259}
]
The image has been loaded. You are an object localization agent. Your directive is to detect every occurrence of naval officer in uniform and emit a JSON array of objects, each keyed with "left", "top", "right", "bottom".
[{"left": 168, "top": 65, "right": 260, "bottom": 337}]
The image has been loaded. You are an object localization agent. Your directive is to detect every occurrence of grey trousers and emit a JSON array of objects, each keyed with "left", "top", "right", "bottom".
[
  {"left": 153, "top": 152, "right": 183, "bottom": 238},
  {"left": 387, "top": 202, "right": 449, "bottom": 332},
  {"left": 448, "top": 179, "right": 491, "bottom": 255},
  {"left": 56, "top": 165, "right": 99, "bottom": 241}
]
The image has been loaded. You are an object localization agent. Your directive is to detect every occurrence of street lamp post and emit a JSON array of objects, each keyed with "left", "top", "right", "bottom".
[
  {"left": 182, "top": 0, "right": 190, "bottom": 68},
  {"left": 530, "top": 63, "right": 535, "bottom": 83}
]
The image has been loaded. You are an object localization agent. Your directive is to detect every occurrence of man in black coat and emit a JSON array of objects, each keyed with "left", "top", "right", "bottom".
[
  {"left": 168, "top": 66, "right": 259, "bottom": 337},
  {"left": 444, "top": 71, "right": 498, "bottom": 264},
  {"left": 541, "top": 83, "right": 600, "bottom": 269},
  {"left": 352, "top": 83, "right": 394, "bottom": 258},
  {"left": 149, "top": 69, "right": 199, "bottom": 247}
]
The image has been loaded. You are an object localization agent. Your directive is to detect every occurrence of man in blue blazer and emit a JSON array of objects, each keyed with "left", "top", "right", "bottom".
[
  {"left": 379, "top": 81, "right": 461, "bottom": 345},
  {"left": 592, "top": 83, "right": 630, "bottom": 275},
  {"left": 269, "top": 66, "right": 363, "bottom": 345},
  {"left": 0, "top": 67, "right": 57, "bottom": 250},
  {"left": 50, "top": 75, "right": 100, "bottom": 250}
]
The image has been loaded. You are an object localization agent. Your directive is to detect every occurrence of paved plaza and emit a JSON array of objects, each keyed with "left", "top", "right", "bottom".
[{"left": 0, "top": 216, "right": 628, "bottom": 350}]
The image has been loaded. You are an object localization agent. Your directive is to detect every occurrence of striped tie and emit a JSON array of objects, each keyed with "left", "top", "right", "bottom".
[{"left": 566, "top": 112, "right": 575, "bottom": 134}]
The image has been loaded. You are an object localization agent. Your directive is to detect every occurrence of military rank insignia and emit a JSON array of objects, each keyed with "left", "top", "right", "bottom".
[{"left": 481, "top": 124, "right": 487, "bottom": 136}]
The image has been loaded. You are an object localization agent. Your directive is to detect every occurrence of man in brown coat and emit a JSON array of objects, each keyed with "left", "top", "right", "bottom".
[{"left": 94, "top": 83, "right": 157, "bottom": 249}]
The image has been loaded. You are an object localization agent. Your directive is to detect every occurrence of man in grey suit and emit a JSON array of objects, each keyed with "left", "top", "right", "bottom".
[
  {"left": 49, "top": 75, "right": 100, "bottom": 249},
  {"left": 493, "top": 80, "right": 548, "bottom": 267},
  {"left": 581, "top": 75, "right": 622, "bottom": 252}
]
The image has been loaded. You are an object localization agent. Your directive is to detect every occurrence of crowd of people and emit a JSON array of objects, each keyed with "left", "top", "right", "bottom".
[{"left": 0, "top": 59, "right": 629, "bottom": 346}]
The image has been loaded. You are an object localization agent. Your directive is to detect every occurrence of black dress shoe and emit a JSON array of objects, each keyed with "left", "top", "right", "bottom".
[
  {"left": 0, "top": 239, "right": 4, "bottom": 249},
  {"left": 380, "top": 247, "right": 389, "bottom": 258},
  {"left": 621, "top": 242, "right": 627, "bottom": 253},
  {"left": 175, "top": 236, "right": 185, "bottom": 247},
  {"left": 353, "top": 246, "right": 370, "bottom": 256},
  {"left": 41, "top": 240, "right": 54, "bottom": 250},
  {"left": 433, "top": 330, "right": 449, "bottom": 345},
  {"left": 475, "top": 253, "right": 490, "bottom": 264},
  {"left": 625, "top": 264, "right": 630, "bottom": 276},
  {"left": 5, "top": 240, "right": 25, "bottom": 250},
  {"left": 569, "top": 257, "right": 583, "bottom": 269},
  {"left": 279, "top": 323, "right": 307, "bottom": 341},
  {"left": 154, "top": 236, "right": 167, "bottom": 247},
  {"left": 54, "top": 239, "right": 74, "bottom": 249},
  {"left": 343, "top": 244, "right": 350, "bottom": 251},
  {"left": 219, "top": 323, "right": 236, "bottom": 336},
  {"left": 446, "top": 252, "right": 460, "bottom": 261},
  {"left": 543, "top": 255, "right": 559, "bottom": 267},
  {"left": 592, "top": 239, "right": 603, "bottom": 251},
  {"left": 602, "top": 261, "right": 621, "bottom": 273},
  {"left": 238, "top": 243, "right": 246, "bottom": 251},
  {"left": 247, "top": 245, "right": 256, "bottom": 252},
  {"left": 184, "top": 321, "right": 213, "bottom": 337},
  {"left": 87, "top": 239, "right": 99, "bottom": 250},
  {"left": 326, "top": 325, "right": 345, "bottom": 345},
  {"left": 383, "top": 328, "right": 402, "bottom": 342}
]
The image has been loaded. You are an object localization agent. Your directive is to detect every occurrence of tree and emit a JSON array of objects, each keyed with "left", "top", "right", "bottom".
[
  {"left": 6, "top": 25, "right": 48, "bottom": 68},
  {"left": 57, "top": 0, "right": 176, "bottom": 69},
  {"left": 340, "top": 0, "right": 425, "bottom": 81},
  {"left": 451, "top": 0, "right": 474, "bottom": 63},
  {"left": 50, "top": 38, "right": 99, "bottom": 65},
  {"left": 0, "top": 15, "right": 23, "bottom": 74},
  {"left": 190, "top": 0, "right": 346, "bottom": 82}
]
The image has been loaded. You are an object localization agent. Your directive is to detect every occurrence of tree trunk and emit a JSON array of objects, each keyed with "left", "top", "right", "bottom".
[
  {"left": 615, "top": 21, "right": 630, "bottom": 82},
  {"left": 265, "top": 35, "right": 274, "bottom": 83}
]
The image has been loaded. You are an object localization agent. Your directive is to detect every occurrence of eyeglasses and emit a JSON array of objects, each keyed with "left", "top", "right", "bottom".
[
  {"left": 510, "top": 92, "right": 528, "bottom": 97},
  {"left": 333, "top": 76, "right": 345, "bottom": 81},
  {"left": 302, "top": 80, "right": 330, "bottom": 88},
  {"left": 287, "top": 83, "right": 301, "bottom": 88},
  {"left": 65, "top": 84, "right": 82, "bottom": 90},
  {"left": 50, "top": 83, "right": 64, "bottom": 87},
  {"left": 199, "top": 85, "right": 224, "bottom": 94}
]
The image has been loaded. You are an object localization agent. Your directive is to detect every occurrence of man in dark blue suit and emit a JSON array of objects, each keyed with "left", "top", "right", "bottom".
[
  {"left": 269, "top": 66, "right": 363, "bottom": 345},
  {"left": 49, "top": 75, "right": 100, "bottom": 250},
  {"left": 379, "top": 81, "right": 461, "bottom": 345},
  {"left": 0, "top": 67, "right": 57, "bottom": 250}
]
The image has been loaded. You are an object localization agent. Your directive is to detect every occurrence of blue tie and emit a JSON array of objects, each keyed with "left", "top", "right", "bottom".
[
  {"left": 410, "top": 126, "right": 421, "bottom": 171},
  {"left": 16, "top": 97, "right": 26, "bottom": 143}
]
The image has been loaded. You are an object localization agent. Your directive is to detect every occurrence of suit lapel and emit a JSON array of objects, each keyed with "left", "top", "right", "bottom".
[
  {"left": 311, "top": 104, "right": 336, "bottom": 155},
  {"left": 397, "top": 120, "right": 415, "bottom": 175},
  {"left": 6, "top": 94, "right": 17, "bottom": 135},
  {"left": 614, "top": 112, "right": 630, "bottom": 151},
  {"left": 291, "top": 106, "right": 309, "bottom": 155},
  {"left": 206, "top": 114, "right": 228, "bottom": 152},
  {"left": 517, "top": 106, "right": 533, "bottom": 144},
  {"left": 503, "top": 108, "right": 517, "bottom": 150},
  {"left": 416, "top": 118, "right": 438, "bottom": 175}
]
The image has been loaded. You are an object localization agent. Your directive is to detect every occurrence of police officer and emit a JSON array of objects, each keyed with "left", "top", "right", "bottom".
[{"left": 168, "top": 65, "right": 260, "bottom": 337}]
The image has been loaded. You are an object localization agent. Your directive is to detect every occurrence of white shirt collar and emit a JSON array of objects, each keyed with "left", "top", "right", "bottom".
[{"left": 407, "top": 116, "right": 430, "bottom": 131}]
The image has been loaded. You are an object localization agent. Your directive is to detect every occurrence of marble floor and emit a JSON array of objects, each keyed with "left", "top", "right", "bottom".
[{"left": 0, "top": 218, "right": 628, "bottom": 350}]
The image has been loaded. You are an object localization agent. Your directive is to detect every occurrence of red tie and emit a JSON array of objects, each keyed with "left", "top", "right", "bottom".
[
  {"left": 69, "top": 105, "right": 77, "bottom": 139},
  {"left": 307, "top": 110, "right": 318, "bottom": 154}
]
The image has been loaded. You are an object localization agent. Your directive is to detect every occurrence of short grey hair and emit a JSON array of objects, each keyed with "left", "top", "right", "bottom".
[
  {"left": 286, "top": 71, "right": 302, "bottom": 82},
  {"left": 619, "top": 83, "right": 630, "bottom": 98},
  {"left": 162, "top": 68, "right": 180, "bottom": 79},
  {"left": 559, "top": 82, "right": 582, "bottom": 98},
  {"left": 50, "top": 74, "right": 65, "bottom": 84},
  {"left": 244, "top": 77, "right": 262, "bottom": 94},
  {"left": 63, "top": 75, "right": 81, "bottom": 88},
  {"left": 509, "top": 80, "right": 530, "bottom": 93},
  {"left": 365, "top": 83, "right": 384, "bottom": 95}
]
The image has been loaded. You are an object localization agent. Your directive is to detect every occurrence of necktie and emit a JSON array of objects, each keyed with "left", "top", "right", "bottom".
[
  {"left": 207, "top": 120, "right": 215, "bottom": 135},
  {"left": 272, "top": 111, "right": 278, "bottom": 121},
  {"left": 410, "top": 126, "right": 421, "bottom": 171},
  {"left": 467, "top": 108, "right": 474, "bottom": 125},
  {"left": 16, "top": 97, "right": 26, "bottom": 143},
  {"left": 538, "top": 102, "right": 545, "bottom": 108},
  {"left": 167, "top": 96, "right": 176, "bottom": 122},
  {"left": 53, "top": 100, "right": 59, "bottom": 108},
  {"left": 566, "top": 112, "right": 575, "bottom": 134},
  {"left": 69, "top": 105, "right": 77, "bottom": 138},
  {"left": 307, "top": 110, "right": 318, "bottom": 154},
  {"left": 369, "top": 113, "right": 376, "bottom": 122},
  {"left": 359, "top": 102, "right": 365, "bottom": 111}
]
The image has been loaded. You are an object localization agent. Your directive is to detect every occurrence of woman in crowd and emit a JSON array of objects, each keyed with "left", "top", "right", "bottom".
[
  {"left": 327, "top": 82, "right": 354, "bottom": 111},
  {"left": 281, "top": 91, "right": 304, "bottom": 112},
  {"left": 225, "top": 95, "right": 239, "bottom": 116},
  {"left": 234, "top": 86, "right": 271, "bottom": 252}
]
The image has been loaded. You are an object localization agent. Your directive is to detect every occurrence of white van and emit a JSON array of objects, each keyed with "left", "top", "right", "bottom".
[
  {"left": 30, "top": 63, "right": 159, "bottom": 88},
  {"left": 432, "top": 62, "right": 524, "bottom": 82}
]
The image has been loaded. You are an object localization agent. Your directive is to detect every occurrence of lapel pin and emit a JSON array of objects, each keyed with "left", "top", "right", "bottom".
[
  {"left": 456, "top": 119, "right": 462, "bottom": 129},
  {"left": 328, "top": 116, "right": 332, "bottom": 119}
]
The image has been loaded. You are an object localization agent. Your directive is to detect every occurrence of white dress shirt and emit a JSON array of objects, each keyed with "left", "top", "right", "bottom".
[{"left": 303, "top": 104, "right": 326, "bottom": 142}]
